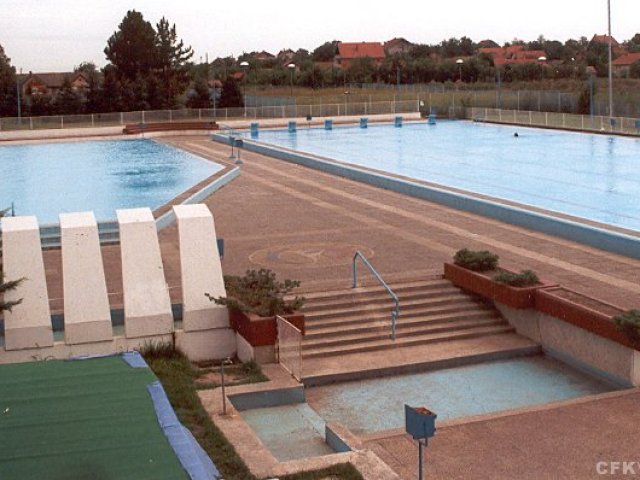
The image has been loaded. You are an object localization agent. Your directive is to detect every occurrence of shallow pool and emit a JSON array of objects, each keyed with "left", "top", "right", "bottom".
[
  {"left": 249, "top": 122, "right": 640, "bottom": 231},
  {"left": 305, "top": 355, "right": 616, "bottom": 434},
  {"left": 0, "top": 139, "right": 221, "bottom": 223}
]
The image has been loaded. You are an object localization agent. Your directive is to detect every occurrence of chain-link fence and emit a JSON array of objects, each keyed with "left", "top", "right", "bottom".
[{"left": 470, "top": 107, "right": 640, "bottom": 136}]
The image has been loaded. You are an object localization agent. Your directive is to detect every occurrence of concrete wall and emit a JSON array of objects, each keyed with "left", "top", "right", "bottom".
[
  {"left": 497, "top": 304, "right": 640, "bottom": 387},
  {"left": 0, "top": 205, "right": 238, "bottom": 363}
]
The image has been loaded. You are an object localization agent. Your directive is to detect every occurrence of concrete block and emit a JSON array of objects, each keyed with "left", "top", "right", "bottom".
[
  {"left": 1, "top": 216, "right": 53, "bottom": 350},
  {"left": 60, "top": 212, "right": 112, "bottom": 344},
  {"left": 117, "top": 208, "right": 173, "bottom": 338},
  {"left": 496, "top": 304, "right": 541, "bottom": 342},
  {"left": 235, "top": 332, "right": 275, "bottom": 364},
  {"left": 175, "top": 328, "right": 236, "bottom": 362},
  {"left": 174, "top": 204, "right": 228, "bottom": 331},
  {"left": 539, "top": 313, "right": 634, "bottom": 385}
]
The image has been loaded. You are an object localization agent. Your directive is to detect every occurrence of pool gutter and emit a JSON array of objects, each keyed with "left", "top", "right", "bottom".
[{"left": 213, "top": 133, "right": 640, "bottom": 260}]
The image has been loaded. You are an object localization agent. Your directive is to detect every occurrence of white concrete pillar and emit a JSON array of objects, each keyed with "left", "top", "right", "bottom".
[
  {"left": 1, "top": 216, "right": 53, "bottom": 350},
  {"left": 174, "top": 204, "right": 228, "bottom": 331},
  {"left": 60, "top": 212, "right": 112, "bottom": 344},
  {"left": 117, "top": 208, "right": 173, "bottom": 338}
]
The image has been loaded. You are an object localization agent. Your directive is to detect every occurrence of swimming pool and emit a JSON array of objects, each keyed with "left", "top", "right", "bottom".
[
  {"left": 0, "top": 139, "right": 222, "bottom": 223},
  {"left": 249, "top": 122, "right": 640, "bottom": 232}
]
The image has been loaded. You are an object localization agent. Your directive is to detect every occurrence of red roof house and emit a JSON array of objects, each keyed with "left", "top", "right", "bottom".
[
  {"left": 612, "top": 52, "right": 640, "bottom": 76},
  {"left": 334, "top": 42, "right": 386, "bottom": 68}
]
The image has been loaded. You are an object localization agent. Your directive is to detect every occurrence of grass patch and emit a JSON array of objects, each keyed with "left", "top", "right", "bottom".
[
  {"left": 143, "top": 346, "right": 363, "bottom": 480},
  {"left": 143, "top": 347, "right": 256, "bottom": 480},
  {"left": 279, "top": 463, "right": 364, "bottom": 480}
]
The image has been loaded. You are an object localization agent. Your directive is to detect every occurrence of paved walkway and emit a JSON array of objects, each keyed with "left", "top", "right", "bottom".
[{"left": 363, "top": 389, "right": 640, "bottom": 480}]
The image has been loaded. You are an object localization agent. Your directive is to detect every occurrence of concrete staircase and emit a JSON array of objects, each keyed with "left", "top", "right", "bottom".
[{"left": 301, "top": 276, "right": 514, "bottom": 359}]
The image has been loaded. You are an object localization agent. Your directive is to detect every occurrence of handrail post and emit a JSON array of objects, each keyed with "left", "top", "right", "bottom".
[{"left": 352, "top": 251, "right": 399, "bottom": 341}]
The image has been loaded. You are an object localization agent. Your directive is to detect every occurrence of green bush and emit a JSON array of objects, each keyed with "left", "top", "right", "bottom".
[
  {"left": 207, "top": 268, "right": 305, "bottom": 317},
  {"left": 614, "top": 310, "right": 640, "bottom": 343},
  {"left": 493, "top": 270, "right": 539, "bottom": 287},
  {"left": 453, "top": 248, "right": 499, "bottom": 272}
]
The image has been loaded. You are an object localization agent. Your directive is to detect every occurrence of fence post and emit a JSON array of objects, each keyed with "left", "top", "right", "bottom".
[
  {"left": 120, "top": 112, "right": 124, "bottom": 125},
  {"left": 91, "top": 114, "right": 95, "bottom": 127},
  {"left": 30, "top": 117, "right": 33, "bottom": 130},
  {"left": 198, "top": 109, "right": 202, "bottom": 120},
  {"left": 61, "top": 116, "right": 64, "bottom": 129},
  {"left": 169, "top": 110, "right": 172, "bottom": 123},
  {"left": 545, "top": 111, "right": 548, "bottom": 126},
  {"left": 529, "top": 111, "right": 532, "bottom": 125},
  {"left": 581, "top": 115, "right": 584, "bottom": 130},
  {"left": 562, "top": 113, "right": 566, "bottom": 128},
  {"left": 142, "top": 110, "right": 145, "bottom": 124}
]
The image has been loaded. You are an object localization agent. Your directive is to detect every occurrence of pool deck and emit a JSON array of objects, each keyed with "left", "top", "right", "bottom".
[
  {"left": 363, "top": 388, "right": 640, "bottom": 480},
  {"left": 32, "top": 132, "right": 640, "bottom": 478}
]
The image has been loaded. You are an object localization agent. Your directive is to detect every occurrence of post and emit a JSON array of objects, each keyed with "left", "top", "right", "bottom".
[
  {"left": 16, "top": 71, "right": 21, "bottom": 123},
  {"left": 221, "top": 360, "right": 227, "bottom": 415},
  {"left": 607, "top": 0, "right": 614, "bottom": 116},
  {"left": 418, "top": 440, "right": 424, "bottom": 480}
]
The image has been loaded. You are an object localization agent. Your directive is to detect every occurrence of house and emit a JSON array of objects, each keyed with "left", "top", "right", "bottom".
[
  {"left": 277, "top": 49, "right": 296, "bottom": 66},
  {"left": 384, "top": 38, "right": 414, "bottom": 56},
  {"left": 254, "top": 50, "right": 275, "bottom": 62},
  {"left": 19, "top": 71, "right": 89, "bottom": 97},
  {"left": 479, "top": 46, "right": 547, "bottom": 66},
  {"left": 590, "top": 34, "right": 626, "bottom": 56},
  {"left": 612, "top": 52, "right": 640, "bottom": 76},
  {"left": 334, "top": 42, "right": 386, "bottom": 69}
]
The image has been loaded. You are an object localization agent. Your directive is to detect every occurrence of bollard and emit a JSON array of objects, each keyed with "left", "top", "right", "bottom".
[
  {"left": 288, "top": 121, "right": 297, "bottom": 133},
  {"left": 360, "top": 117, "right": 368, "bottom": 128},
  {"left": 395, "top": 116, "right": 403, "bottom": 127},
  {"left": 324, "top": 119, "right": 333, "bottom": 130}
]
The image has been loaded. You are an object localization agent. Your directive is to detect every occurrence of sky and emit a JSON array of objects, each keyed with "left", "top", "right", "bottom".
[{"left": 1, "top": 0, "right": 637, "bottom": 72}]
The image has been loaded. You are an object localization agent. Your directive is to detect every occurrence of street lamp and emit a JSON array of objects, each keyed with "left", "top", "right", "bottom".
[
  {"left": 456, "top": 58, "right": 464, "bottom": 82},
  {"left": 239, "top": 61, "right": 249, "bottom": 117},
  {"left": 607, "top": 0, "right": 614, "bottom": 117},
  {"left": 287, "top": 63, "right": 295, "bottom": 97}
]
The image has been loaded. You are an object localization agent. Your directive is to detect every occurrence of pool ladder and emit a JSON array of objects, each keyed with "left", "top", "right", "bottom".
[{"left": 353, "top": 251, "right": 400, "bottom": 341}]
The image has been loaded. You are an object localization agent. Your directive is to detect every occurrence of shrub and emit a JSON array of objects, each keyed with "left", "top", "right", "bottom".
[
  {"left": 493, "top": 270, "right": 539, "bottom": 287},
  {"left": 453, "top": 248, "right": 499, "bottom": 272},
  {"left": 614, "top": 310, "right": 640, "bottom": 343},
  {"left": 207, "top": 268, "right": 305, "bottom": 317}
]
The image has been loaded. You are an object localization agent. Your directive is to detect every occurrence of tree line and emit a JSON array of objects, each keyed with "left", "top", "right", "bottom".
[{"left": 1, "top": 12, "right": 640, "bottom": 118}]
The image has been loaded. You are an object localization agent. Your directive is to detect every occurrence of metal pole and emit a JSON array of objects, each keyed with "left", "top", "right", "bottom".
[
  {"left": 16, "top": 72, "right": 22, "bottom": 122},
  {"left": 607, "top": 0, "right": 614, "bottom": 117},
  {"left": 589, "top": 75, "right": 595, "bottom": 117},
  {"left": 220, "top": 361, "right": 227, "bottom": 415},
  {"left": 418, "top": 440, "right": 424, "bottom": 480}
]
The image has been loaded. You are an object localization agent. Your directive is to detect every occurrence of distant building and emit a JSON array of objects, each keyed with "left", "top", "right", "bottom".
[
  {"left": 19, "top": 72, "right": 89, "bottom": 97},
  {"left": 384, "top": 38, "right": 414, "bottom": 56},
  {"left": 589, "top": 34, "right": 626, "bottom": 56},
  {"left": 612, "top": 52, "right": 640, "bottom": 76},
  {"left": 334, "top": 42, "right": 386, "bottom": 69},
  {"left": 254, "top": 51, "right": 275, "bottom": 62},
  {"left": 277, "top": 49, "right": 296, "bottom": 66},
  {"left": 479, "top": 46, "right": 547, "bottom": 66}
]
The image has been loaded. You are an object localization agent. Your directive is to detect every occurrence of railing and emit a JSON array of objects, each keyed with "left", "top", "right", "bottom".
[
  {"left": 470, "top": 107, "right": 640, "bottom": 136},
  {"left": 353, "top": 251, "right": 399, "bottom": 341},
  {"left": 276, "top": 315, "right": 303, "bottom": 381},
  {"left": 0, "top": 100, "right": 421, "bottom": 132}
]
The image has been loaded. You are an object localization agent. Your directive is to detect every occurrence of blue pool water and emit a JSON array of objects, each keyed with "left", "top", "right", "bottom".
[
  {"left": 0, "top": 139, "right": 221, "bottom": 223},
  {"left": 249, "top": 122, "right": 640, "bottom": 231},
  {"left": 305, "top": 356, "right": 616, "bottom": 434}
]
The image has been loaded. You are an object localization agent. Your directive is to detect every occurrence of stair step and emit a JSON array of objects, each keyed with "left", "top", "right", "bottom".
[
  {"left": 302, "top": 325, "right": 516, "bottom": 359},
  {"left": 292, "top": 272, "right": 443, "bottom": 295},
  {"left": 303, "top": 316, "right": 506, "bottom": 348},
  {"left": 302, "top": 286, "right": 461, "bottom": 312},
  {"left": 304, "top": 300, "right": 489, "bottom": 328},
  {"left": 304, "top": 310, "right": 501, "bottom": 339},
  {"left": 303, "top": 292, "right": 470, "bottom": 320},
  {"left": 298, "top": 279, "right": 453, "bottom": 304}
]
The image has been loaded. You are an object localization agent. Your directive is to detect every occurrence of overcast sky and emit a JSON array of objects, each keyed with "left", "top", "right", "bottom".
[{"left": 1, "top": 0, "right": 637, "bottom": 72}]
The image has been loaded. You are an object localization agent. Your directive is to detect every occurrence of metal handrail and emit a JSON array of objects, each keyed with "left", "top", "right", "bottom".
[{"left": 353, "top": 251, "right": 400, "bottom": 340}]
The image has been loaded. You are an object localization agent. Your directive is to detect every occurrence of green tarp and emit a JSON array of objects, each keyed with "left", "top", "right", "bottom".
[{"left": 0, "top": 356, "right": 188, "bottom": 480}]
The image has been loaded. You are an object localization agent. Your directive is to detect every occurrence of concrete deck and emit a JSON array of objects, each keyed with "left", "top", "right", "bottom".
[{"left": 363, "top": 389, "right": 640, "bottom": 479}]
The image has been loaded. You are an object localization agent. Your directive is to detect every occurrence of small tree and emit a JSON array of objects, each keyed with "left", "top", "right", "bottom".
[
  {"left": 186, "top": 77, "right": 212, "bottom": 108},
  {"left": 217, "top": 77, "right": 243, "bottom": 108}
]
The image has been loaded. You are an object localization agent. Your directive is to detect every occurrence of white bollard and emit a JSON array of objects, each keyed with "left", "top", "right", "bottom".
[
  {"left": 117, "top": 208, "right": 173, "bottom": 338},
  {"left": 1, "top": 216, "right": 53, "bottom": 350},
  {"left": 60, "top": 212, "right": 112, "bottom": 344}
]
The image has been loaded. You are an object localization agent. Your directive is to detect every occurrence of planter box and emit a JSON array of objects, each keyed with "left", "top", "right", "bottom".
[
  {"left": 229, "top": 310, "right": 304, "bottom": 347},
  {"left": 535, "top": 287, "right": 639, "bottom": 351},
  {"left": 444, "top": 262, "right": 555, "bottom": 309}
]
